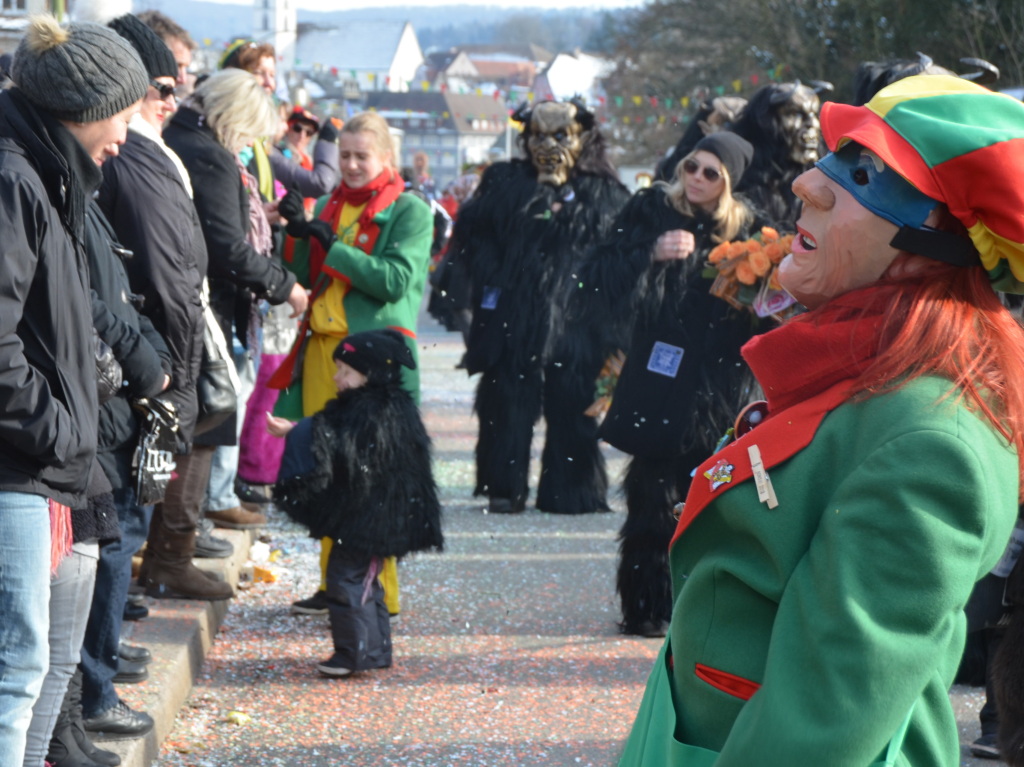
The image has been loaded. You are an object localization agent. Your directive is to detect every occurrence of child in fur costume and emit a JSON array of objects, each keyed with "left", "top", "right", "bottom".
[{"left": 269, "top": 329, "right": 443, "bottom": 677}]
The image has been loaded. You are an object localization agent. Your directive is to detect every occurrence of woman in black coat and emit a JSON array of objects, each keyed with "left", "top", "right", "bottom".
[
  {"left": 581, "top": 132, "right": 769, "bottom": 637},
  {"left": 145, "top": 69, "right": 307, "bottom": 601}
]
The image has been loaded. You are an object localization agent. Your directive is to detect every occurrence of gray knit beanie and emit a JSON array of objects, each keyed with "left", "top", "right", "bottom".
[{"left": 11, "top": 15, "right": 149, "bottom": 123}]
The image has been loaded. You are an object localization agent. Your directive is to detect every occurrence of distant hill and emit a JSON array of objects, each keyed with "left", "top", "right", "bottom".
[{"left": 134, "top": 0, "right": 614, "bottom": 55}]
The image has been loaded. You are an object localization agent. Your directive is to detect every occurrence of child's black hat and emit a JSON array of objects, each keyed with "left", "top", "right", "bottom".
[{"left": 333, "top": 329, "right": 416, "bottom": 384}]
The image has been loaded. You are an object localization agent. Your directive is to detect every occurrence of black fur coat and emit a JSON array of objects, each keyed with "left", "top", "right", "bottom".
[
  {"left": 452, "top": 159, "right": 630, "bottom": 375},
  {"left": 579, "top": 186, "right": 768, "bottom": 458},
  {"left": 274, "top": 382, "right": 443, "bottom": 559}
]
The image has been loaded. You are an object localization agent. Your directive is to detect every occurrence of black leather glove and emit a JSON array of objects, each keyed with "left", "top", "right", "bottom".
[
  {"left": 307, "top": 219, "right": 337, "bottom": 252},
  {"left": 279, "top": 190, "right": 311, "bottom": 240},
  {"left": 318, "top": 118, "right": 339, "bottom": 144}
]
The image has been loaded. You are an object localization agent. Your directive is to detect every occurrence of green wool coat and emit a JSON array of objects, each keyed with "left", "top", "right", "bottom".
[
  {"left": 277, "top": 191, "right": 433, "bottom": 418},
  {"left": 620, "top": 375, "right": 1018, "bottom": 767}
]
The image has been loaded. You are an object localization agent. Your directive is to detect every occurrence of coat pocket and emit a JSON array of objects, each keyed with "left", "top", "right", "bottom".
[{"left": 694, "top": 663, "right": 761, "bottom": 701}]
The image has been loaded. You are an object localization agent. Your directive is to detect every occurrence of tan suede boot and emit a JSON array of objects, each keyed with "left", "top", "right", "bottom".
[{"left": 143, "top": 528, "right": 233, "bottom": 601}]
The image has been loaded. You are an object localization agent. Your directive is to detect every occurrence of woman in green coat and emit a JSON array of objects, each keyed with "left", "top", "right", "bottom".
[
  {"left": 273, "top": 111, "right": 433, "bottom": 618},
  {"left": 620, "top": 75, "right": 1024, "bottom": 766}
]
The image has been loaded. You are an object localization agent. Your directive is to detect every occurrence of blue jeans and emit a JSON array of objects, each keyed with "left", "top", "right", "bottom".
[
  {"left": 206, "top": 342, "right": 256, "bottom": 512},
  {"left": 80, "top": 487, "right": 152, "bottom": 718},
  {"left": 0, "top": 492, "right": 51, "bottom": 765},
  {"left": 23, "top": 541, "right": 98, "bottom": 766}
]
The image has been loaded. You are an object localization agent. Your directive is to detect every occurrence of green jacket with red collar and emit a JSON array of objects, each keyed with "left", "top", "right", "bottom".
[
  {"left": 276, "top": 191, "right": 432, "bottom": 417},
  {"left": 620, "top": 374, "right": 1018, "bottom": 767}
]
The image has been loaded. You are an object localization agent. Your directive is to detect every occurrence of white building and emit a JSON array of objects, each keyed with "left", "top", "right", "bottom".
[
  {"left": 294, "top": 20, "right": 423, "bottom": 94},
  {"left": 253, "top": 0, "right": 297, "bottom": 74},
  {"left": 533, "top": 50, "right": 615, "bottom": 108},
  {"left": 0, "top": 0, "right": 46, "bottom": 55}
]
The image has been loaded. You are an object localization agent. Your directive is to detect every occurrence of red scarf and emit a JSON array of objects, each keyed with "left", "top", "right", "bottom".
[
  {"left": 307, "top": 170, "right": 405, "bottom": 287},
  {"left": 671, "top": 291, "right": 889, "bottom": 545},
  {"left": 742, "top": 291, "right": 887, "bottom": 415}
]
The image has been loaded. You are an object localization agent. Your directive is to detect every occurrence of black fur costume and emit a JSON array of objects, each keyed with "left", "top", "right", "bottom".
[
  {"left": 274, "top": 357, "right": 443, "bottom": 560},
  {"left": 996, "top": 554, "right": 1024, "bottom": 766},
  {"left": 578, "top": 186, "right": 766, "bottom": 635},
  {"left": 451, "top": 120, "right": 629, "bottom": 514},
  {"left": 274, "top": 330, "right": 442, "bottom": 672},
  {"left": 728, "top": 83, "right": 821, "bottom": 227}
]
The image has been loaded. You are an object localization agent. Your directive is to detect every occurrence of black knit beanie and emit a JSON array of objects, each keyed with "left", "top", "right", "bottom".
[
  {"left": 333, "top": 329, "right": 416, "bottom": 384},
  {"left": 108, "top": 14, "right": 177, "bottom": 81},
  {"left": 693, "top": 132, "right": 755, "bottom": 186},
  {"left": 11, "top": 15, "right": 148, "bottom": 123}
]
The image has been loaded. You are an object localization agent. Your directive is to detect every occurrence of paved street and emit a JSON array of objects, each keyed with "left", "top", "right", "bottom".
[{"left": 144, "top": 316, "right": 1003, "bottom": 767}]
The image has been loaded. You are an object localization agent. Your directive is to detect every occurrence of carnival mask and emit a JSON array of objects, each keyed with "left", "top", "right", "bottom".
[
  {"left": 774, "top": 84, "right": 822, "bottom": 166},
  {"left": 526, "top": 101, "right": 585, "bottom": 187}
]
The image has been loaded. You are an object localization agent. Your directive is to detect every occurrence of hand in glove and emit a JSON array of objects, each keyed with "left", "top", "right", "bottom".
[
  {"left": 279, "top": 190, "right": 307, "bottom": 236},
  {"left": 281, "top": 190, "right": 337, "bottom": 251},
  {"left": 306, "top": 219, "right": 336, "bottom": 252},
  {"left": 318, "top": 117, "right": 341, "bottom": 144}
]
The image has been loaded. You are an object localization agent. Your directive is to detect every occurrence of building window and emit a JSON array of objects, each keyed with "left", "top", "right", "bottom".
[
  {"left": 441, "top": 135, "right": 456, "bottom": 147},
  {"left": 2, "top": 0, "right": 27, "bottom": 11}
]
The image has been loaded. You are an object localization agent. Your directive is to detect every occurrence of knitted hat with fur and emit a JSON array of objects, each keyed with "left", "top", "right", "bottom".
[{"left": 11, "top": 14, "right": 148, "bottom": 123}]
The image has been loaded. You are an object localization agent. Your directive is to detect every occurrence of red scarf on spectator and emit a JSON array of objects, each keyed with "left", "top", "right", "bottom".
[{"left": 307, "top": 169, "right": 405, "bottom": 286}]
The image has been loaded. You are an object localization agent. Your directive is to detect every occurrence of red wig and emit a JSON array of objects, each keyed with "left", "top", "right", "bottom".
[{"left": 798, "top": 262, "right": 1024, "bottom": 500}]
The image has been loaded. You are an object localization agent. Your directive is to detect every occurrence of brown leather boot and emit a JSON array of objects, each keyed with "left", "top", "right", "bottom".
[
  {"left": 143, "top": 528, "right": 233, "bottom": 601},
  {"left": 206, "top": 505, "right": 266, "bottom": 530}
]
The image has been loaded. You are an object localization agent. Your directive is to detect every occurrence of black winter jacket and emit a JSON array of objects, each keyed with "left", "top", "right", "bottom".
[
  {"left": 163, "top": 105, "right": 296, "bottom": 347},
  {"left": 98, "top": 129, "right": 205, "bottom": 449},
  {"left": 86, "top": 203, "right": 171, "bottom": 488},
  {"left": 0, "top": 90, "right": 99, "bottom": 506}
]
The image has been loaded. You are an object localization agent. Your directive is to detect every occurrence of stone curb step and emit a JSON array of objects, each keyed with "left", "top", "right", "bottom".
[{"left": 94, "top": 526, "right": 256, "bottom": 767}]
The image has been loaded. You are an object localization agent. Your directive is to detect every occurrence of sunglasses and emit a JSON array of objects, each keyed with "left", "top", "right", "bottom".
[
  {"left": 290, "top": 123, "right": 316, "bottom": 137},
  {"left": 682, "top": 159, "right": 722, "bottom": 183},
  {"left": 149, "top": 80, "right": 177, "bottom": 101}
]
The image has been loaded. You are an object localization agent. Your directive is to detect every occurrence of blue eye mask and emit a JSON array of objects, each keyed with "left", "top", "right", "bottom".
[
  {"left": 815, "top": 142, "right": 937, "bottom": 229},
  {"left": 814, "top": 142, "right": 977, "bottom": 267}
]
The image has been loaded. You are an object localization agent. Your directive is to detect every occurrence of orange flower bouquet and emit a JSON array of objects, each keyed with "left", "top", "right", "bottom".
[{"left": 705, "top": 227, "right": 799, "bottom": 319}]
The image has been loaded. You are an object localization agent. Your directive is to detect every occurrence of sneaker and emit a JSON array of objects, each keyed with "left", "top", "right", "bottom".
[
  {"left": 195, "top": 518, "right": 234, "bottom": 558},
  {"left": 206, "top": 505, "right": 266, "bottom": 530},
  {"left": 316, "top": 654, "right": 352, "bottom": 677},
  {"left": 970, "top": 732, "right": 1001, "bottom": 759},
  {"left": 291, "top": 590, "right": 330, "bottom": 615}
]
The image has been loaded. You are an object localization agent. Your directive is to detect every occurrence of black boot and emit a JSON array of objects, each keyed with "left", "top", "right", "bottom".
[
  {"left": 62, "top": 669, "right": 121, "bottom": 766},
  {"left": 46, "top": 721, "right": 105, "bottom": 767}
]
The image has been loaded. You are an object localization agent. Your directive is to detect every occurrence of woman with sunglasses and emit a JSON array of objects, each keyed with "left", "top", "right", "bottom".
[{"left": 580, "top": 131, "right": 769, "bottom": 638}]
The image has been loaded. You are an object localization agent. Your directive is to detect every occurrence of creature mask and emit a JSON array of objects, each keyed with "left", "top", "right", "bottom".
[
  {"left": 773, "top": 84, "right": 822, "bottom": 165},
  {"left": 526, "top": 101, "right": 585, "bottom": 187}
]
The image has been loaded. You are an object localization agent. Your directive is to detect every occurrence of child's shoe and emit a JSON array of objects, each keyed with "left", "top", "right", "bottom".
[
  {"left": 316, "top": 654, "right": 352, "bottom": 677},
  {"left": 291, "top": 590, "right": 330, "bottom": 615}
]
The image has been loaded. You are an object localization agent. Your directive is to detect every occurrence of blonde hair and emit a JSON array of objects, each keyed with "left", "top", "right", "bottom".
[
  {"left": 660, "top": 151, "right": 752, "bottom": 243},
  {"left": 342, "top": 112, "right": 394, "bottom": 167},
  {"left": 191, "top": 69, "right": 276, "bottom": 153}
]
